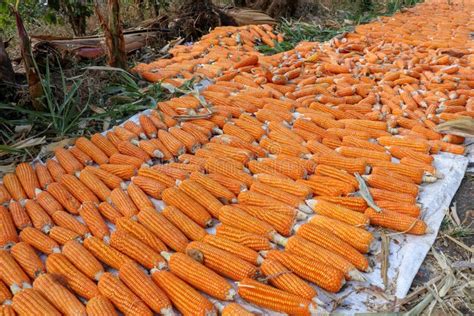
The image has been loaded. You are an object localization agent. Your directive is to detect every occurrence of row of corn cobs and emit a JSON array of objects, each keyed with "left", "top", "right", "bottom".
[{"left": 1, "top": 0, "right": 473, "bottom": 315}]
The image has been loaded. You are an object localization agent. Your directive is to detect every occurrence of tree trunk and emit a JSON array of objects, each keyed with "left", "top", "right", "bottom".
[
  {"left": 0, "top": 37, "right": 15, "bottom": 85},
  {"left": 95, "top": 0, "right": 127, "bottom": 69}
]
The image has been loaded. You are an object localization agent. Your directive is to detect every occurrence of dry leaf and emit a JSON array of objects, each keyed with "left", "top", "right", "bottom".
[{"left": 40, "top": 138, "right": 76, "bottom": 156}]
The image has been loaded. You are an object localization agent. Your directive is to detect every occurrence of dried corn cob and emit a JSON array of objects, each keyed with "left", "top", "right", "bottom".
[
  {"left": 363, "top": 174, "right": 419, "bottom": 197},
  {"left": 207, "top": 172, "right": 247, "bottom": 195},
  {"left": 342, "top": 136, "right": 386, "bottom": 152},
  {"left": 117, "top": 141, "right": 151, "bottom": 163},
  {"left": 189, "top": 171, "right": 236, "bottom": 202},
  {"left": 86, "top": 296, "right": 117, "bottom": 316},
  {"left": 3, "top": 174, "right": 26, "bottom": 202},
  {"left": 109, "top": 188, "right": 138, "bottom": 217},
  {"left": 265, "top": 250, "right": 345, "bottom": 292},
  {"left": 203, "top": 234, "right": 262, "bottom": 265},
  {"left": 317, "top": 196, "right": 367, "bottom": 212},
  {"left": 152, "top": 165, "right": 189, "bottom": 180},
  {"left": 77, "top": 169, "right": 111, "bottom": 202},
  {"left": 0, "top": 206, "right": 18, "bottom": 248},
  {"left": 260, "top": 258, "right": 317, "bottom": 300},
  {"left": 259, "top": 158, "right": 307, "bottom": 180},
  {"left": 79, "top": 202, "right": 109, "bottom": 240},
  {"left": 45, "top": 253, "right": 99, "bottom": 299},
  {"left": 177, "top": 180, "right": 224, "bottom": 218},
  {"left": 24, "top": 199, "right": 53, "bottom": 233},
  {"left": 220, "top": 302, "right": 254, "bottom": 316},
  {"left": 60, "top": 174, "right": 98, "bottom": 204},
  {"left": 369, "top": 188, "right": 417, "bottom": 204},
  {"left": 131, "top": 175, "right": 167, "bottom": 199},
  {"left": 365, "top": 208, "right": 427, "bottom": 235},
  {"left": 150, "top": 270, "right": 216, "bottom": 316},
  {"left": 68, "top": 148, "right": 91, "bottom": 165},
  {"left": 254, "top": 173, "right": 312, "bottom": 198},
  {"left": 62, "top": 240, "right": 104, "bottom": 281},
  {"left": 91, "top": 133, "right": 119, "bottom": 157},
  {"left": 313, "top": 154, "right": 368, "bottom": 174},
  {"left": 33, "top": 163, "right": 53, "bottom": 190},
  {"left": 54, "top": 148, "right": 83, "bottom": 175},
  {"left": 75, "top": 137, "right": 109, "bottom": 164},
  {"left": 162, "top": 251, "right": 235, "bottom": 301},
  {"left": 137, "top": 207, "right": 189, "bottom": 252},
  {"left": 169, "top": 127, "right": 200, "bottom": 153},
  {"left": 123, "top": 121, "right": 146, "bottom": 139},
  {"left": 126, "top": 182, "right": 153, "bottom": 211},
  {"left": 162, "top": 187, "right": 213, "bottom": 227},
  {"left": 237, "top": 204, "right": 296, "bottom": 237},
  {"left": 314, "top": 164, "right": 359, "bottom": 188},
  {"left": 137, "top": 167, "right": 175, "bottom": 187},
  {"left": 97, "top": 202, "right": 122, "bottom": 224},
  {"left": 8, "top": 201, "right": 31, "bottom": 230},
  {"left": 35, "top": 190, "right": 63, "bottom": 215},
  {"left": 97, "top": 272, "right": 152, "bottom": 316},
  {"left": 138, "top": 115, "right": 158, "bottom": 138},
  {"left": 0, "top": 185, "right": 11, "bottom": 205},
  {"left": 309, "top": 215, "right": 374, "bottom": 253},
  {"left": 48, "top": 226, "right": 80, "bottom": 245},
  {"left": 10, "top": 242, "right": 44, "bottom": 279},
  {"left": 204, "top": 158, "right": 253, "bottom": 186},
  {"left": 19, "top": 227, "right": 60, "bottom": 254},
  {"left": 185, "top": 241, "right": 257, "bottom": 281},
  {"left": 0, "top": 250, "right": 30, "bottom": 293},
  {"left": 46, "top": 160, "right": 66, "bottom": 182},
  {"left": 33, "top": 273, "right": 86, "bottom": 316},
  {"left": 12, "top": 288, "right": 61, "bottom": 316},
  {"left": 52, "top": 211, "right": 89, "bottom": 236},
  {"left": 110, "top": 230, "right": 165, "bottom": 269},
  {"left": 388, "top": 145, "right": 433, "bottom": 164},
  {"left": 100, "top": 163, "right": 136, "bottom": 179},
  {"left": 46, "top": 182, "right": 81, "bottom": 214},
  {"left": 83, "top": 236, "right": 131, "bottom": 270},
  {"left": 250, "top": 182, "right": 309, "bottom": 212},
  {"left": 15, "top": 163, "right": 40, "bottom": 199},
  {"left": 296, "top": 179, "right": 343, "bottom": 197},
  {"left": 162, "top": 206, "right": 207, "bottom": 241},
  {"left": 215, "top": 225, "right": 273, "bottom": 251},
  {"left": 158, "top": 129, "right": 185, "bottom": 156},
  {"left": 237, "top": 277, "right": 321, "bottom": 315},
  {"left": 0, "top": 279, "right": 11, "bottom": 303},
  {"left": 307, "top": 199, "right": 369, "bottom": 226},
  {"left": 118, "top": 261, "right": 172, "bottom": 314},
  {"left": 377, "top": 136, "right": 430, "bottom": 153},
  {"left": 115, "top": 217, "right": 167, "bottom": 253}
]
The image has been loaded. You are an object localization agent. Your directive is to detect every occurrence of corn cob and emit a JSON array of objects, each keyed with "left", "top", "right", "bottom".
[
  {"left": 313, "top": 154, "right": 368, "bottom": 174},
  {"left": 296, "top": 179, "right": 343, "bottom": 197},
  {"left": 207, "top": 173, "right": 247, "bottom": 195},
  {"left": 12, "top": 288, "right": 61, "bottom": 316},
  {"left": 123, "top": 121, "right": 146, "bottom": 139},
  {"left": 46, "top": 160, "right": 66, "bottom": 182},
  {"left": 248, "top": 160, "right": 289, "bottom": 179},
  {"left": 177, "top": 179, "right": 224, "bottom": 218},
  {"left": 109, "top": 188, "right": 138, "bottom": 217},
  {"left": 259, "top": 158, "right": 307, "bottom": 180},
  {"left": 260, "top": 258, "right": 317, "bottom": 300},
  {"left": 148, "top": 138, "right": 174, "bottom": 160},
  {"left": 0, "top": 279, "right": 11, "bottom": 303},
  {"left": 97, "top": 202, "right": 121, "bottom": 224},
  {"left": 62, "top": 240, "right": 103, "bottom": 281},
  {"left": 376, "top": 200, "right": 421, "bottom": 217},
  {"left": 8, "top": 201, "right": 31, "bottom": 230},
  {"left": 86, "top": 296, "right": 117, "bottom": 316},
  {"left": 189, "top": 172, "right": 236, "bottom": 202},
  {"left": 0, "top": 250, "right": 30, "bottom": 294},
  {"left": 233, "top": 118, "right": 266, "bottom": 140},
  {"left": 69, "top": 147, "right": 92, "bottom": 165},
  {"left": 363, "top": 174, "right": 419, "bottom": 197},
  {"left": 307, "top": 199, "right": 369, "bottom": 227},
  {"left": 137, "top": 167, "right": 175, "bottom": 187},
  {"left": 138, "top": 114, "right": 158, "bottom": 138},
  {"left": 45, "top": 253, "right": 99, "bottom": 299},
  {"left": 400, "top": 157, "right": 437, "bottom": 175},
  {"left": 115, "top": 217, "right": 168, "bottom": 253},
  {"left": 218, "top": 205, "right": 279, "bottom": 240},
  {"left": 371, "top": 167, "right": 415, "bottom": 184},
  {"left": 34, "top": 163, "right": 54, "bottom": 190},
  {"left": 15, "top": 163, "right": 40, "bottom": 199},
  {"left": 365, "top": 208, "right": 427, "bottom": 235},
  {"left": 52, "top": 211, "right": 89, "bottom": 236},
  {"left": 98, "top": 272, "right": 152, "bottom": 316},
  {"left": 48, "top": 226, "right": 80, "bottom": 245},
  {"left": 315, "top": 164, "right": 359, "bottom": 188},
  {"left": 220, "top": 303, "right": 254, "bottom": 316},
  {"left": 310, "top": 215, "right": 374, "bottom": 253},
  {"left": 46, "top": 182, "right": 81, "bottom": 214},
  {"left": 138, "top": 139, "right": 164, "bottom": 158},
  {"left": 211, "top": 135, "right": 266, "bottom": 158},
  {"left": 10, "top": 242, "right": 44, "bottom": 279},
  {"left": 75, "top": 137, "right": 109, "bottom": 165},
  {"left": 161, "top": 187, "right": 212, "bottom": 227},
  {"left": 91, "top": 134, "right": 119, "bottom": 157},
  {"left": 110, "top": 230, "right": 165, "bottom": 269},
  {"left": 3, "top": 174, "right": 26, "bottom": 202},
  {"left": 59, "top": 174, "right": 99, "bottom": 204},
  {"left": 137, "top": 207, "right": 189, "bottom": 252},
  {"left": 181, "top": 122, "right": 211, "bottom": 144},
  {"left": 185, "top": 241, "right": 257, "bottom": 281},
  {"left": 204, "top": 143, "right": 253, "bottom": 164},
  {"left": 205, "top": 158, "right": 254, "bottom": 186},
  {"left": 237, "top": 204, "right": 296, "bottom": 237},
  {"left": 237, "top": 277, "right": 321, "bottom": 315},
  {"left": 249, "top": 182, "right": 308, "bottom": 212},
  {"left": 23, "top": 200, "right": 52, "bottom": 233},
  {"left": 318, "top": 196, "right": 367, "bottom": 212},
  {"left": 126, "top": 182, "right": 153, "bottom": 212},
  {"left": 168, "top": 161, "right": 203, "bottom": 173},
  {"left": 204, "top": 234, "right": 263, "bottom": 265},
  {"left": 0, "top": 185, "right": 11, "bottom": 205},
  {"left": 19, "top": 227, "right": 60, "bottom": 255},
  {"left": 162, "top": 251, "right": 235, "bottom": 301},
  {"left": 369, "top": 187, "right": 417, "bottom": 204},
  {"left": 33, "top": 273, "right": 86, "bottom": 316},
  {"left": 162, "top": 206, "right": 207, "bottom": 241},
  {"left": 79, "top": 202, "right": 109, "bottom": 240},
  {"left": 158, "top": 129, "right": 185, "bottom": 156},
  {"left": 54, "top": 148, "right": 83, "bottom": 175},
  {"left": 118, "top": 261, "right": 172, "bottom": 314},
  {"left": 34, "top": 190, "right": 63, "bottom": 216},
  {"left": 152, "top": 164, "right": 189, "bottom": 180},
  {"left": 0, "top": 206, "right": 18, "bottom": 248},
  {"left": 253, "top": 173, "right": 311, "bottom": 198},
  {"left": 388, "top": 145, "right": 433, "bottom": 164},
  {"left": 377, "top": 136, "right": 430, "bottom": 153},
  {"left": 215, "top": 225, "right": 273, "bottom": 251},
  {"left": 151, "top": 270, "right": 216, "bottom": 316},
  {"left": 130, "top": 176, "right": 166, "bottom": 199},
  {"left": 100, "top": 163, "right": 136, "bottom": 179},
  {"left": 117, "top": 141, "right": 151, "bottom": 163},
  {"left": 83, "top": 236, "right": 132, "bottom": 270},
  {"left": 169, "top": 127, "right": 200, "bottom": 153},
  {"left": 266, "top": 249, "right": 345, "bottom": 292},
  {"left": 76, "top": 169, "right": 111, "bottom": 202}
]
